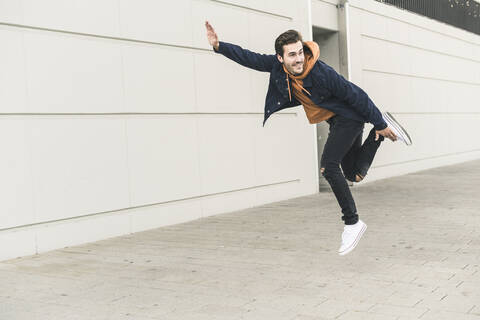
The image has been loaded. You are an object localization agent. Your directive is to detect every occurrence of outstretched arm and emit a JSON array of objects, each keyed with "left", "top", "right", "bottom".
[{"left": 205, "top": 21, "right": 276, "bottom": 72}]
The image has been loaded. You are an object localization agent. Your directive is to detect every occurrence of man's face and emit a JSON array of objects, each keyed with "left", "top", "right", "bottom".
[{"left": 277, "top": 41, "right": 304, "bottom": 75}]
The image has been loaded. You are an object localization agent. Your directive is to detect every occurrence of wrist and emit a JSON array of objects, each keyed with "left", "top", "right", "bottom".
[{"left": 374, "top": 121, "right": 388, "bottom": 131}]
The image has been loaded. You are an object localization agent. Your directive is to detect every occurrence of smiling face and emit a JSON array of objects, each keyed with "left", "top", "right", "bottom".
[{"left": 277, "top": 41, "right": 304, "bottom": 75}]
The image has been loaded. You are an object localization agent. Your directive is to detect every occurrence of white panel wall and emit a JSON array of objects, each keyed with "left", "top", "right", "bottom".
[
  {"left": 25, "top": 33, "right": 125, "bottom": 113},
  {"left": 311, "top": 0, "right": 340, "bottom": 31},
  {"left": 0, "top": 0, "right": 317, "bottom": 261},
  {"left": 347, "top": 0, "right": 480, "bottom": 183}
]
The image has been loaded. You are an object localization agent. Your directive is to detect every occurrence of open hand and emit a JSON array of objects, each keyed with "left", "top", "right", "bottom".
[
  {"left": 376, "top": 127, "right": 397, "bottom": 141},
  {"left": 205, "top": 21, "right": 219, "bottom": 50}
]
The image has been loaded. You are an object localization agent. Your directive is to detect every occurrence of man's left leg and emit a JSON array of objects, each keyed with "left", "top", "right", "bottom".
[{"left": 341, "top": 127, "right": 385, "bottom": 183}]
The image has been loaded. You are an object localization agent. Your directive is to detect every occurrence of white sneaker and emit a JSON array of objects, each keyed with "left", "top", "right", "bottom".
[
  {"left": 338, "top": 220, "right": 367, "bottom": 256},
  {"left": 382, "top": 112, "right": 412, "bottom": 146}
]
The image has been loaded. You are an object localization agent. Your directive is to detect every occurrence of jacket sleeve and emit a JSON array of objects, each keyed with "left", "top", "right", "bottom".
[
  {"left": 319, "top": 62, "right": 387, "bottom": 130},
  {"left": 213, "top": 41, "right": 276, "bottom": 73}
]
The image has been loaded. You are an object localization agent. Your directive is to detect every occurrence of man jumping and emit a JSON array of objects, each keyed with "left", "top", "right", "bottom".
[{"left": 205, "top": 21, "right": 412, "bottom": 255}]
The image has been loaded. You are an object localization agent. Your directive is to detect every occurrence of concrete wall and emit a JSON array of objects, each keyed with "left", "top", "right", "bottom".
[
  {"left": 312, "top": 0, "right": 340, "bottom": 32},
  {"left": 3, "top": 0, "right": 479, "bottom": 261},
  {"left": 0, "top": 0, "right": 318, "bottom": 261},
  {"left": 347, "top": 0, "right": 480, "bottom": 183}
]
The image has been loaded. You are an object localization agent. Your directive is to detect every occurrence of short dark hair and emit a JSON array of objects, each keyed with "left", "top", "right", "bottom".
[{"left": 275, "top": 30, "right": 303, "bottom": 57}]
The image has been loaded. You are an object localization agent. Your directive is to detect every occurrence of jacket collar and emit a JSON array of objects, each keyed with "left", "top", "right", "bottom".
[
  {"left": 273, "top": 64, "right": 288, "bottom": 92},
  {"left": 272, "top": 63, "right": 313, "bottom": 94}
]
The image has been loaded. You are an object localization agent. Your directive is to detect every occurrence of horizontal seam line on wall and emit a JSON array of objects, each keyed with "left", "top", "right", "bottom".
[
  {"left": 313, "top": 0, "right": 339, "bottom": 6},
  {"left": 351, "top": 4, "right": 480, "bottom": 46},
  {"left": 361, "top": 34, "right": 480, "bottom": 64},
  {"left": 372, "top": 149, "right": 480, "bottom": 169},
  {"left": 0, "top": 113, "right": 297, "bottom": 117},
  {"left": 0, "top": 178, "right": 300, "bottom": 233},
  {"left": 210, "top": 0, "right": 292, "bottom": 20},
  {"left": 0, "top": 0, "right": 293, "bottom": 45},
  {"left": 362, "top": 68, "right": 480, "bottom": 86},
  {"left": 0, "top": 22, "right": 214, "bottom": 52},
  {"left": 387, "top": 112, "right": 480, "bottom": 115}
]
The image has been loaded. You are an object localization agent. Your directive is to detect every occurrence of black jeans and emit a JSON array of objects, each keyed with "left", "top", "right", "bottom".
[{"left": 320, "top": 115, "right": 384, "bottom": 225}]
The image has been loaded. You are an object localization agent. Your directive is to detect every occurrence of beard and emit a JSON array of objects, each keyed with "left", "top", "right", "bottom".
[{"left": 289, "top": 62, "right": 303, "bottom": 75}]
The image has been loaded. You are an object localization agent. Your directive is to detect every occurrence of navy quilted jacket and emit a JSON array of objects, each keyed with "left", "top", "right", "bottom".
[{"left": 214, "top": 41, "right": 387, "bottom": 130}]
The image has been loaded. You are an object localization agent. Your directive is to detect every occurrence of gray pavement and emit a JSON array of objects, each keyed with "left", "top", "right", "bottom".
[{"left": 1, "top": 160, "right": 480, "bottom": 320}]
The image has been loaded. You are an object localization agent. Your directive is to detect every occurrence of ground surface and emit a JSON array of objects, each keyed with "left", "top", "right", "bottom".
[{"left": 1, "top": 160, "right": 480, "bottom": 320}]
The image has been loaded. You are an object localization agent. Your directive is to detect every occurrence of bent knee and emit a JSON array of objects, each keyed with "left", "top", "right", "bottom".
[{"left": 320, "top": 164, "right": 342, "bottom": 180}]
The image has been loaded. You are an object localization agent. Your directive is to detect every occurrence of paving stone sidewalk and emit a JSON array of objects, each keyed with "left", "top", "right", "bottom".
[{"left": 1, "top": 160, "right": 480, "bottom": 320}]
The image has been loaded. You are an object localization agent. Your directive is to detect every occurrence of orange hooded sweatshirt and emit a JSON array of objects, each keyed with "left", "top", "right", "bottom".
[{"left": 283, "top": 41, "right": 335, "bottom": 124}]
